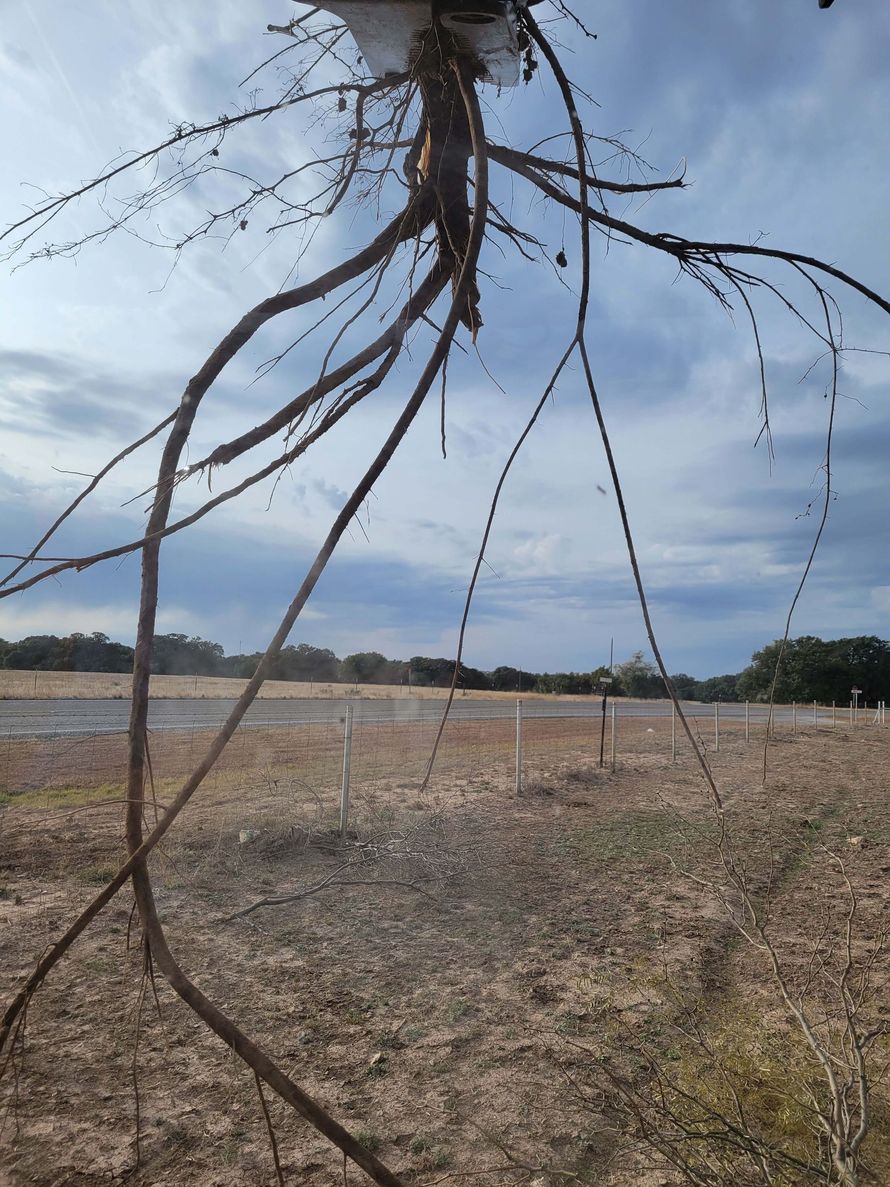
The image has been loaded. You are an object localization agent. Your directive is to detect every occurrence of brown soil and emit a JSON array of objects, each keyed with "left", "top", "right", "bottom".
[{"left": 1, "top": 718, "right": 889, "bottom": 1186}]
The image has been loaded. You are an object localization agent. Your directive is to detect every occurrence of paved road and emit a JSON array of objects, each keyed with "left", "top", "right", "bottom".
[{"left": 0, "top": 697, "right": 797, "bottom": 739}]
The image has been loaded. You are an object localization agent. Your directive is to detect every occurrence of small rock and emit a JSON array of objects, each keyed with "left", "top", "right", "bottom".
[{"left": 848, "top": 835, "right": 868, "bottom": 848}]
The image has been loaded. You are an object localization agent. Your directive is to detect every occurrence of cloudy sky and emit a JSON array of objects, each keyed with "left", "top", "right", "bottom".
[{"left": 1, "top": 1, "right": 888, "bottom": 678}]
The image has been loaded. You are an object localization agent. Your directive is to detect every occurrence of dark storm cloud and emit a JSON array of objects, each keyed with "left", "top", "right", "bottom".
[
  {"left": 0, "top": 473, "right": 468, "bottom": 652},
  {"left": 775, "top": 418, "right": 890, "bottom": 474},
  {"left": 0, "top": 349, "right": 169, "bottom": 439}
]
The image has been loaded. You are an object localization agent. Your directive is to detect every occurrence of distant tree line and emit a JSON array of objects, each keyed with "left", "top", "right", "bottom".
[
  {"left": 1, "top": 631, "right": 888, "bottom": 703},
  {"left": 735, "top": 635, "right": 890, "bottom": 704}
]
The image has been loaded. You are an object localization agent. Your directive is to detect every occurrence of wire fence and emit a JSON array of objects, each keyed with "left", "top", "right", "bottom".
[
  {"left": 3, "top": 696, "right": 887, "bottom": 822},
  {"left": 2, "top": 692, "right": 888, "bottom": 932}
]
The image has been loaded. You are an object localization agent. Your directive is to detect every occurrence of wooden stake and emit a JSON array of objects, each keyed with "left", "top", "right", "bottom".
[
  {"left": 339, "top": 704, "right": 354, "bottom": 839},
  {"left": 515, "top": 699, "right": 523, "bottom": 796}
]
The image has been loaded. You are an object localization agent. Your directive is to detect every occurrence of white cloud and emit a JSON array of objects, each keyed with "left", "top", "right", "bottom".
[
  {"left": 511, "top": 533, "right": 565, "bottom": 576},
  {"left": 0, "top": 600, "right": 140, "bottom": 641},
  {"left": 1, "top": 4, "right": 888, "bottom": 677}
]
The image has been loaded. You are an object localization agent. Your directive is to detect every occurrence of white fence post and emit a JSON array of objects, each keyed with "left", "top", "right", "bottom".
[
  {"left": 339, "top": 704, "right": 354, "bottom": 839},
  {"left": 610, "top": 703, "right": 616, "bottom": 771},
  {"left": 515, "top": 699, "right": 523, "bottom": 796},
  {"left": 714, "top": 702, "right": 720, "bottom": 752},
  {"left": 745, "top": 700, "right": 750, "bottom": 743},
  {"left": 813, "top": 699, "right": 818, "bottom": 727}
]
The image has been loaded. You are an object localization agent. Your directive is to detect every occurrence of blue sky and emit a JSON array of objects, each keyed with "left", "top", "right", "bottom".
[{"left": 1, "top": 1, "right": 888, "bottom": 678}]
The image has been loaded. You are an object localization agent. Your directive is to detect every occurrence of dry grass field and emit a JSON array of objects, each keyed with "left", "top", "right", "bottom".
[
  {"left": 2, "top": 716, "right": 889, "bottom": 1186},
  {"left": 0, "top": 670, "right": 576, "bottom": 702}
]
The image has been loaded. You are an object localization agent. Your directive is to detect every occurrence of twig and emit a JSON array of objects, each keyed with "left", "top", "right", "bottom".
[{"left": 255, "top": 1071, "right": 286, "bottom": 1187}]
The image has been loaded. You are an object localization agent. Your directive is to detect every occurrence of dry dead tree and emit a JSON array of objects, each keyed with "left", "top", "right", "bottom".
[{"left": 1, "top": 4, "right": 888, "bottom": 1185}]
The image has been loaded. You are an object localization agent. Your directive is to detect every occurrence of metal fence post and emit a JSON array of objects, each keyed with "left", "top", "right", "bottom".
[
  {"left": 792, "top": 702, "right": 797, "bottom": 734},
  {"left": 515, "top": 699, "right": 523, "bottom": 796},
  {"left": 339, "top": 704, "right": 354, "bottom": 839},
  {"left": 671, "top": 701, "right": 677, "bottom": 762},
  {"left": 832, "top": 701, "right": 836, "bottom": 728},
  {"left": 813, "top": 699, "right": 818, "bottom": 728},
  {"left": 850, "top": 700, "right": 854, "bottom": 727},
  {"left": 745, "top": 700, "right": 750, "bottom": 743},
  {"left": 714, "top": 702, "right": 719, "bottom": 752},
  {"left": 610, "top": 703, "right": 616, "bottom": 771}
]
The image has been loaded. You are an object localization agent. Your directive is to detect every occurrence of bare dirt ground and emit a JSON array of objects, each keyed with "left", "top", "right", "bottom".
[{"left": 1, "top": 718, "right": 889, "bottom": 1187}]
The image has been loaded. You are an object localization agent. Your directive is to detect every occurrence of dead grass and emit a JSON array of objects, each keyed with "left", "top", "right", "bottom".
[
  {"left": 0, "top": 668, "right": 616, "bottom": 702},
  {"left": 1, "top": 719, "right": 888, "bottom": 1186}
]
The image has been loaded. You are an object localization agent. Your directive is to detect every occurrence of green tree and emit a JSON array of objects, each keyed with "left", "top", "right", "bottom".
[
  {"left": 670, "top": 673, "right": 698, "bottom": 700},
  {"left": 736, "top": 635, "right": 890, "bottom": 703},
  {"left": 489, "top": 665, "right": 537, "bottom": 692},
  {"left": 152, "top": 633, "right": 225, "bottom": 676},
  {"left": 341, "top": 651, "right": 388, "bottom": 683},
  {"left": 832, "top": 635, "right": 890, "bottom": 702},
  {"left": 271, "top": 643, "right": 340, "bottom": 683},
  {"left": 2, "top": 634, "right": 64, "bottom": 670},
  {"left": 408, "top": 656, "right": 491, "bottom": 691},
  {"left": 340, "top": 651, "right": 407, "bottom": 685},
  {"left": 694, "top": 673, "right": 739, "bottom": 703},
  {"left": 614, "top": 651, "right": 665, "bottom": 699},
  {"left": 62, "top": 632, "right": 134, "bottom": 673}
]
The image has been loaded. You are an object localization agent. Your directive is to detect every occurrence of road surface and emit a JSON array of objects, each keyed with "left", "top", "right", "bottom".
[{"left": 0, "top": 697, "right": 802, "bottom": 739}]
